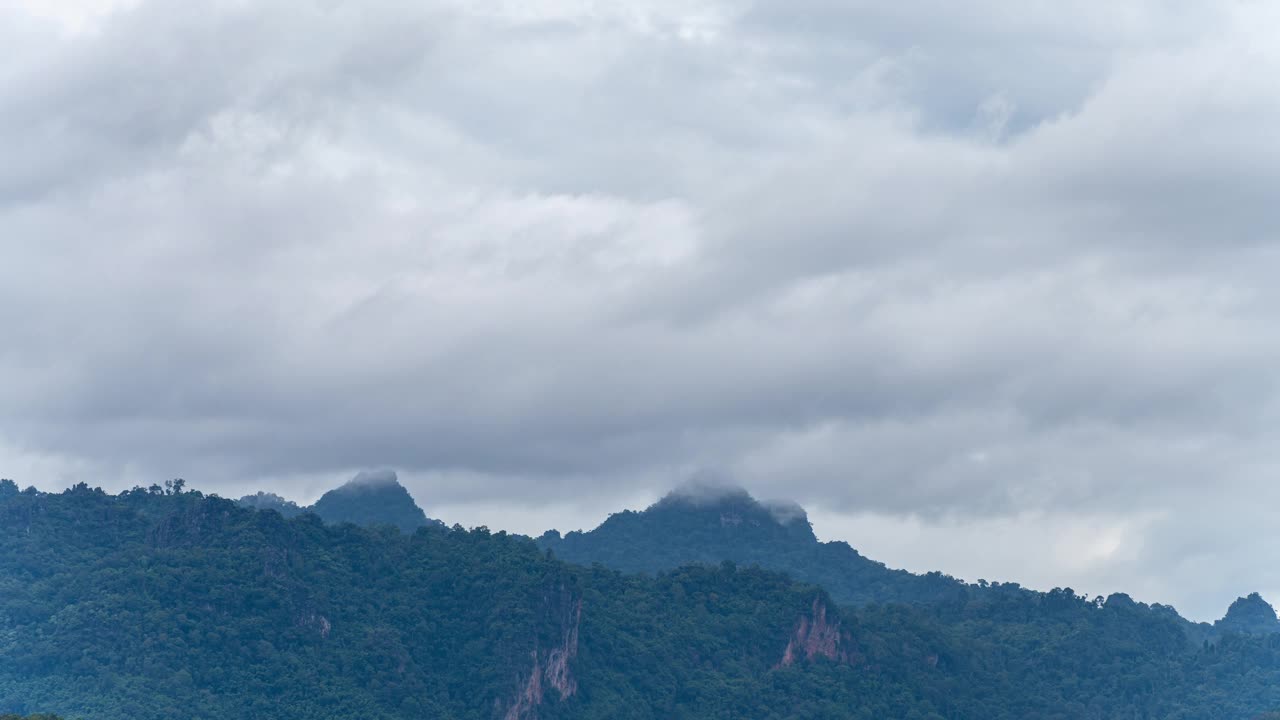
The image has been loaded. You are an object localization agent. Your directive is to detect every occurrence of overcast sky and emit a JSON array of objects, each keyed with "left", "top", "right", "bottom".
[{"left": 4, "top": 0, "right": 1280, "bottom": 621}]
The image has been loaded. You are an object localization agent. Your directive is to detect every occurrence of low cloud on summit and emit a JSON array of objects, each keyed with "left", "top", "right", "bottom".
[{"left": 3, "top": 0, "right": 1280, "bottom": 619}]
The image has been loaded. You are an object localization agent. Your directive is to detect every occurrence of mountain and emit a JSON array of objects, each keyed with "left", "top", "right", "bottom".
[
  {"left": 1217, "top": 593, "right": 1280, "bottom": 637},
  {"left": 307, "top": 470, "right": 440, "bottom": 533},
  {"left": 538, "top": 484, "right": 1280, "bottom": 647},
  {"left": 538, "top": 484, "right": 970, "bottom": 608},
  {"left": 6, "top": 480, "right": 1280, "bottom": 719},
  {"left": 1, "top": 482, "right": 866, "bottom": 719},
  {"left": 237, "top": 470, "right": 440, "bottom": 533}
]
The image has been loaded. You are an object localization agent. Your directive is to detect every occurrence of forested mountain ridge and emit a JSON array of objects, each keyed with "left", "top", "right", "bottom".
[
  {"left": 5, "top": 479, "right": 1280, "bottom": 719},
  {"left": 0, "top": 480, "right": 889, "bottom": 719},
  {"left": 537, "top": 485, "right": 1276, "bottom": 642},
  {"left": 538, "top": 486, "right": 963, "bottom": 608}
]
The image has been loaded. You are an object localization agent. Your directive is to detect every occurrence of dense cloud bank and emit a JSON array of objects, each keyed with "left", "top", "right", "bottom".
[{"left": 2, "top": 0, "right": 1279, "bottom": 618}]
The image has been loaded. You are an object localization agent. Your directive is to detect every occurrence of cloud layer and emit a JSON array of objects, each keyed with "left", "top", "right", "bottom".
[{"left": 3, "top": 0, "right": 1279, "bottom": 619}]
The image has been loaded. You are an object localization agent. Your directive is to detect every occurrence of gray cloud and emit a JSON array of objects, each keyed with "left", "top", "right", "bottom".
[{"left": 2, "top": 0, "right": 1279, "bottom": 619}]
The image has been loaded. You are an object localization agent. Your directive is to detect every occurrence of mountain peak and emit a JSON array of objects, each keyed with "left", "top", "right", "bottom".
[
  {"left": 549, "top": 480, "right": 821, "bottom": 555},
  {"left": 309, "top": 470, "right": 434, "bottom": 533},
  {"left": 1223, "top": 592, "right": 1278, "bottom": 621},
  {"left": 1216, "top": 592, "right": 1280, "bottom": 636},
  {"left": 537, "top": 480, "right": 962, "bottom": 607}
]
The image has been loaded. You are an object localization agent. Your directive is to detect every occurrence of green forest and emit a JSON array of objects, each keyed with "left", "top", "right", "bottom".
[{"left": 3, "top": 479, "right": 1280, "bottom": 719}]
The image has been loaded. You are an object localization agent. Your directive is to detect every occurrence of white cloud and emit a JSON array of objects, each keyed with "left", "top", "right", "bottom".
[
  {"left": 2, "top": 0, "right": 1278, "bottom": 620},
  {"left": 3, "top": 0, "right": 141, "bottom": 34}
]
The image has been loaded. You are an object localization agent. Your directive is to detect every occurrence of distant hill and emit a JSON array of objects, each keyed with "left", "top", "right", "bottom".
[
  {"left": 539, "top": 484, "right": 972, "bottom": 607},
  {"left": 237, "top": 470, "right": 441, "bottom": 533}
]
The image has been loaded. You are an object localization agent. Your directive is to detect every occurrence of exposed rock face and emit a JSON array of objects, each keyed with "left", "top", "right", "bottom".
[
  {"left": 296, "top": 610, "right": 331, "bottom": 640},
  {"left": 503, "top": 596, "right": 582, "bottom": 720},
  {"left": 779, "top": 598, "right": 849, "bottom": 667}
]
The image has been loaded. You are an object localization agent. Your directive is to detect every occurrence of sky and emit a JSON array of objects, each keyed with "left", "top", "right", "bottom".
[{"left": 2, "top": 0, "right": 1279, "bottom": 621}]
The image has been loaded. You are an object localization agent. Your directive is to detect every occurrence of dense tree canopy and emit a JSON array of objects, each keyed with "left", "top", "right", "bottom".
[{"left": 3, "top": 482, "right": 1280, "bottom": 719}]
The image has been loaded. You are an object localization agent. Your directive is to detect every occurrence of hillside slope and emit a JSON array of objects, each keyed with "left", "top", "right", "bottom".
[{"left": 3, "top": 481, "right": 1280, "bottom": 719}]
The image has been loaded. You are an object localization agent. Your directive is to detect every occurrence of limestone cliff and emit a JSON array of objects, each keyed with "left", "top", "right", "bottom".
[
  {"left": 502, "top": 590, "right": 582, "bottom": 720},
  {"left": 779, "top": 597, "right": 851, "bottom": 667}
]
